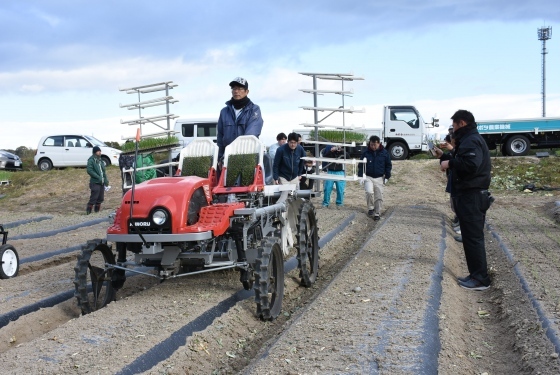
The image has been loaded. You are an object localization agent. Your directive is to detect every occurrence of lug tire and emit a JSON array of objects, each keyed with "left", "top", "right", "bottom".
[
  {"left": 73, "top": 239, "right": 116, "bottom": 315},
  {"left": 296, "top": 202, "right": 320, "bottom": 287},
  {"left": 254, "top": 237, "right": 284, "bottom": 321}
]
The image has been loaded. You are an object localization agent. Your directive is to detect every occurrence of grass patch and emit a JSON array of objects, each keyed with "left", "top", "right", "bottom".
[
  {"left": 490, "top": 156, "right": 560, "bottom": 191},
  {"left": 0, "top": 171, "right": 12, "bottom": 181},
  {"left": 411, "top": 153, "right": 431, "bottom": 160}
]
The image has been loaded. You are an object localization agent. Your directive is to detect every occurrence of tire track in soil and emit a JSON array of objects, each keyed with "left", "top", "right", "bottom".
[
  {"left": 488, "top": 223, "right": 560, "bottom": 353},
  {"left": 133, "top": 209, "right": 376, "bottom": 375},
  {"left": 486, "top": 207, "right": 560, "bottom": 336},
  {"left": 244, "top": 205, "right": 445, "bottom": 374}
]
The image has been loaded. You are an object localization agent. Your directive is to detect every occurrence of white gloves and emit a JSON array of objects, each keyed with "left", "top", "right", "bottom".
[
  {"left": 384, "top": 178, "right": 388, "bottom": 185},
  {"left": 359, "top": 179, "right": 365, "bottom": 186},
  {"left": 104, "top": 185, "right": 111, "bottom": 192}
]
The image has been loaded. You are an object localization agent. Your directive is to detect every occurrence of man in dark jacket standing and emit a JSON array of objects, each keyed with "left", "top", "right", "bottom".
[
  {"left": 217, "top": 77, "right": 264, "bottom": 160},
  {"left": 86, "top": 146, "right": 109, "bottom": 214},
  {"left": 439, "top": 110, "right": 492, "bottom": 291},
  {"left": 358, "top": 135, "right": 392, "bottom": 221},
  {"left": 273, "top": 132, "right": 306, "bottom": 185}
]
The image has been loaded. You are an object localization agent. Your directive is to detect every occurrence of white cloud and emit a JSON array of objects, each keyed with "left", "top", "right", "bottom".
[
  {"left": 20, "top": 84, "right": 45, "bottom": 93},
  {"left": 30, "top": 8, "right": 61, "bottom": 28},
  {"left": 0, "top": 55, "right": 232, "bottom": 93}
]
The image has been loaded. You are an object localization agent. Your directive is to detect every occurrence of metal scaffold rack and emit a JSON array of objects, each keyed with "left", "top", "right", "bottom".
[
  {"left": 298, "top": 72, "right": 366, "bottom": 182},
  {"left": 118, "top": 81, "right": 180, "bottom": 189}
]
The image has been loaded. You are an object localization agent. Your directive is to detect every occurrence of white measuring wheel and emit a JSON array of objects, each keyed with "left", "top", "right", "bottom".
[{"left": 0, "top": 244, "right": 19, "bottom": 279}]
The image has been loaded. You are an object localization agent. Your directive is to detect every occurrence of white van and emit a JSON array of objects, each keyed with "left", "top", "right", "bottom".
[
  {"left": 171, "top": 119, "right": 218, "bottom": 159},
  {"left": 34, "top": 134, "right": 121, "bottom": 171}
]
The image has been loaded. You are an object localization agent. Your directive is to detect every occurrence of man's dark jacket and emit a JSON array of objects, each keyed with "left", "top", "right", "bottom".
[
  {"left": 440, "top": 123, "right": 491, "bottom": 194},
  {"left": 322, "top": 145, "right": 348, "bottom": 171},
  {"left": 358, "top": 145, "right": 392, "bottom": 179},
  {"left": 273, "top": 143, "right": 306, "bottom": 181},
  {"left": 217, "top": 100, "right": 263, "bottom": 159}
]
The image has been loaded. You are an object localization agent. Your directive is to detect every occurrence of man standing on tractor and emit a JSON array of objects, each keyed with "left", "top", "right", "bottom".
[{"left": 217, "top": 77, "right": 264, "bottom": 160}]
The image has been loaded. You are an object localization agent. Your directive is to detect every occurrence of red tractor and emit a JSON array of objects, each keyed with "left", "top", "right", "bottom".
[{"left": 74, "top": 136, "right": 319, "bottom": 320}]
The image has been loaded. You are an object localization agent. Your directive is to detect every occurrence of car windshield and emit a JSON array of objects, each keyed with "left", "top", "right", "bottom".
[{"left": 84, "top": 135, "right": 108, "bottom": 147}]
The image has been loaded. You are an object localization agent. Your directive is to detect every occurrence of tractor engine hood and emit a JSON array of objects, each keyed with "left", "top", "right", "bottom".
[{"left": 108, "top": 176, "right": 212, "bottom": 235}]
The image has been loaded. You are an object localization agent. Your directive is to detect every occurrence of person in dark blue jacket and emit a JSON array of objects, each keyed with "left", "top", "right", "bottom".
[
  {"left": 217, "top": 77, "right": 264, "bottom": 160},
  {"left": 357, "top": 135, "right": 392, "bottom": 221},
  {"left": 273, "top": 132, "right": 306, "bottom": 185}
]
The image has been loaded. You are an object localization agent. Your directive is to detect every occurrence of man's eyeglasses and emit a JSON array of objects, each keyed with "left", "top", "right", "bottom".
[
  {"left": 288, "top": 141, "right": 298, "bottom": 145},
  {"left": 231, "top": 87, "right": 246, "bottom": 91}
]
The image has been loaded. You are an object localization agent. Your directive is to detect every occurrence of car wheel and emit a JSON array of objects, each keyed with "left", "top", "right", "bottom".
[
  {"left": 388, "top": 142, "right": 408, "bottom": 160},
  {"left": 38, "top": 159, "right": 53, "bottom": 171},
  {"left": 101, "top": 156, "right": 111, "bottom": 167}
]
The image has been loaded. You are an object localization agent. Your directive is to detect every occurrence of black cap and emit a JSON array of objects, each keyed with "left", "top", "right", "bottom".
[
  {"left": 229, "top": 77, "right": 248, "bottom": 90},
  {"left": 92, "top": 146, "right": 101, "bottom": 154}
]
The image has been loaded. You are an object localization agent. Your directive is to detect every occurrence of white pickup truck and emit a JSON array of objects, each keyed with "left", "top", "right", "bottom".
[{"left": 295, "top": 105, "right": 439, "bottom": 160}]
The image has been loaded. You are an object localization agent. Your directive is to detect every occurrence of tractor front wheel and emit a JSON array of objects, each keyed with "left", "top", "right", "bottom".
[
  {"left": 73, "top": 239, "right": 116, "bottom": 315},
  {"left": 296, "top": 202, "right": 320, "bottom": 287},
  {"left": 254, "top": 237, "right": 284, "bottom": 321}
]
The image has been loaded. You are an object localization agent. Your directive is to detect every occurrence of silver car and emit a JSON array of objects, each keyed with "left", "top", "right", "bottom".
[{"left": 0, "top": 150, "right": 23, "bottom": 171}]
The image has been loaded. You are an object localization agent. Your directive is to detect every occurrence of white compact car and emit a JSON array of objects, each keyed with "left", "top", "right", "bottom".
[{"left": 34, "top": 134, "right": 121, "bottom": 171}]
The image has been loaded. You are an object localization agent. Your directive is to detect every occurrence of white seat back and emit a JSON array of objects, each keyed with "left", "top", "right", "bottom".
[
  {"left": 222, "top": 135, "right": 265, "bottom": 186},
  {"left": 177, "top": 139, "right": 218, "bottom": 177}
]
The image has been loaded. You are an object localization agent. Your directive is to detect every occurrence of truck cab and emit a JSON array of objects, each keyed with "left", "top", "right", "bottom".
[
  {"left": 294, "top": 105, "right": 438, "bottom": 161},
  {"left": 171, "top": 119, "right": 218, "bottom": 160},
  {"left": 383, "top": 105, "right": 439, "bottom": 160}
]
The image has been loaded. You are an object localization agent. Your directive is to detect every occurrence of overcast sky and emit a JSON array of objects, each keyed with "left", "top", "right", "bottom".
[{"left": 1, "top": 0, "right": 559, "bottom": 149}]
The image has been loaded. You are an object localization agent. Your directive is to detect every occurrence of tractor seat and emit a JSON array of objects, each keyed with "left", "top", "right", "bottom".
[{"left": 213, "top": 135, "right": 266, "bottom": 194}]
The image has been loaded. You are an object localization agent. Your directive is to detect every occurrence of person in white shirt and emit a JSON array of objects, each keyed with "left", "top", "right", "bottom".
[{"left": 268, "top": 132, "right": 287, "bottom": 160}]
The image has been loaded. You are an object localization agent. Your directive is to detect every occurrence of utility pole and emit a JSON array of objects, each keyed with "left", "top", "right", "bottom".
[{"left": 538, "top": 26, "right": 552, "bottom": 117}]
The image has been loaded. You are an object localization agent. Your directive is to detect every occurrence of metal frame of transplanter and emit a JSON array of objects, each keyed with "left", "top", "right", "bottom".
[{"left": 298, "top": 72, "right": 367, "bottom": 187}]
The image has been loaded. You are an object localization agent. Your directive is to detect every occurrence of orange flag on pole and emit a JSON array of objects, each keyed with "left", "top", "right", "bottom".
[{"left": 135, "top": 128, "right": 141, "bottom": 142}]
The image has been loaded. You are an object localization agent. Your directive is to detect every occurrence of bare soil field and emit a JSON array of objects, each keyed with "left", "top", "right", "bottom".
[{"left": 1, "top": 158, "right": 560, "bottom": 374}]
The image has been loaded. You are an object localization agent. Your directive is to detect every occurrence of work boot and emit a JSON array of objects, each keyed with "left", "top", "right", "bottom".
[
  {"left": 86, "top": 204, "right": 93, "bottom": 215},
  {"left": 94, "top": 204, "right": 101, "bottom": 213}
]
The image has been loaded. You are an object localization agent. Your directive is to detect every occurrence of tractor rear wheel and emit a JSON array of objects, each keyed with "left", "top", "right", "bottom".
[
  {"left": 296, "top": 202, "right": 320, "bottom": 287},
  {"left": 73, "top": 239, "right": 116, "bottom": 315},
  {"left": 254, "top": 237, "right": 284, "bottom": 321}
]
